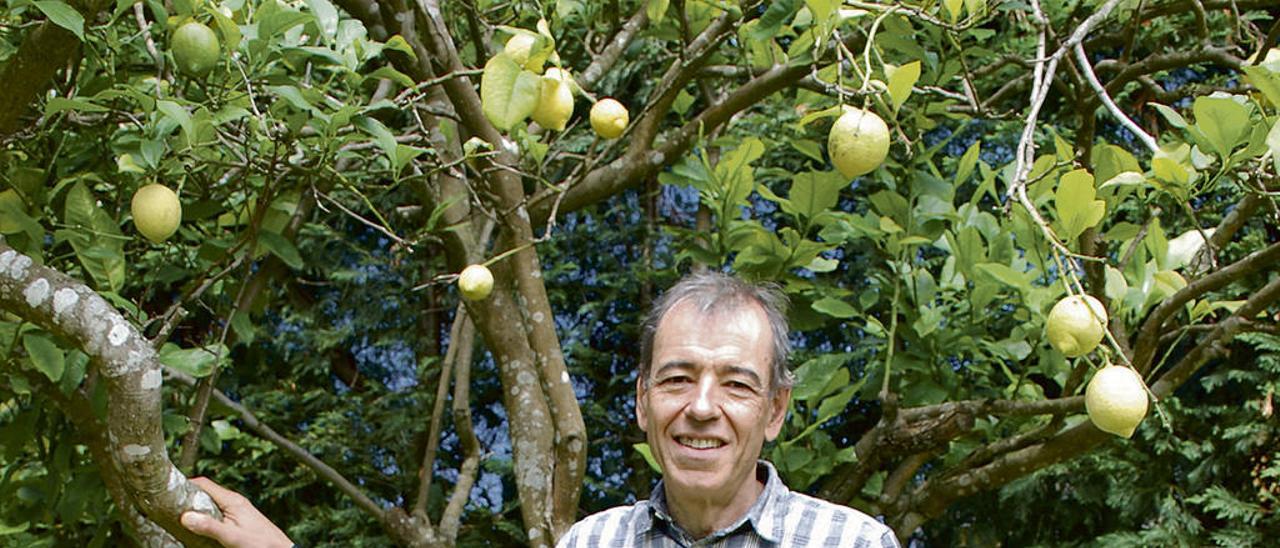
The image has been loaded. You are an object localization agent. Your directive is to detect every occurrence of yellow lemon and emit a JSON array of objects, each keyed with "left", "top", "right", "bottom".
[
  {"left": 172, "top": 21, "right": 221, "bottom": 78},
  {"left": 589, "top": 98, "right": 629, "bottom": 139},
  {"left": 504, "top": 33, "right": 537, "bottom": 67},
  {"left": 532, "top": 68, "right": 574, "bottom": 131},
  {"left": 827, "top": 106, "right": 890, "bottom": 178},
  {"left": 1045, "top": 294, "right": 1108, "bottom": 357},
  {"left": 1085, "top": 365, "right": 1149, "bottom": 438},
  {"left": 131, "top": 184, "right": 182, "bottom": 242},
  {"left": 458, "top": 264, "right": 494, "bottom": 301}
]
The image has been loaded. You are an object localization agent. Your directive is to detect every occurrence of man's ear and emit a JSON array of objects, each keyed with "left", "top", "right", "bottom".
[
  {"left": 635, "top": 376, "right": 648, "bottom": 432},
  {"left": 764, "top": 387, "right": 791, "bottom": 442}
]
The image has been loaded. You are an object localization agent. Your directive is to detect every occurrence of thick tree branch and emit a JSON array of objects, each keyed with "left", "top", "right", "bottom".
[
  {"left": 0, "top": 239, "right": 221, "bottom": 546},
  {"left": 1131, "top": 239, "right": 1280, "bottom": 374},
  {"left": 578, "top": 7, "right": 649, "bottom": 91}
]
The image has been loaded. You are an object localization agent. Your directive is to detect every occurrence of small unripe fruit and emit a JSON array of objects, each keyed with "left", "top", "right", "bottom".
[
  {"left": 458, "top": 264, "right": 494, "bottom": 301},
  {"left": 1046, "top": 294, "right": 1108, "bottom": 357},
  {"left": 828, "top": 106, "right": 890, "bottom": 178},
  {"left": 131, "top": 184, "right": 182, "bottom": 242},
  {"left": 589, "top": 98, "right": 629, "bottom": 139},
  {"left": 1085, "top": 365, "right": 1149, "bottom": 438},
  {"left": 532, "top": 69, "right": 574, "bottom": 131},
  {"left": 172, "top": 21, "right": 221, "bottom": 78}
]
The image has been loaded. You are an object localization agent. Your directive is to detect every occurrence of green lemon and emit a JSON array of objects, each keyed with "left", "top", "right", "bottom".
[
  {"left": 172, "top": 21, "right": 221, "bottom": 78},
  {"left": 458, "top": 264, "right": 494, "bottom": 301},
  {"left": 131, "top": 184, "right": 182, "bottom": 243},
  {"left": 827, "top": 106, "right": 890, "bottom": 178},
  {"left": 1045, "top": 294, "right": 1108, "bottom": 357},
  {"left": 1085, "top": 365, "right": 1149, "bottom": 438}
]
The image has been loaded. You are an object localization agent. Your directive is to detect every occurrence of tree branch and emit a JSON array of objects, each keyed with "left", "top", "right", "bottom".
[
  {"left": 1131, "top": 239, "right": 1280, "bottom": 374},
  {"left": 578, "top": 7, "right": 649, "bottom": 91},
  {"left": 0, "top": 238, "right": 221, "bottom": 545}
]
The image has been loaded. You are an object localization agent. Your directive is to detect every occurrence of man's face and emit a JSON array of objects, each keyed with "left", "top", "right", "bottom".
[{"left": 636, "top": 300, "right": 790, "bottom": 506}]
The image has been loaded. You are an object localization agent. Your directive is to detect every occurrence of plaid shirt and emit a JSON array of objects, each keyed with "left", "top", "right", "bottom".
[{"left": 557, "top": 461, "right": 900, "bottom": 547}]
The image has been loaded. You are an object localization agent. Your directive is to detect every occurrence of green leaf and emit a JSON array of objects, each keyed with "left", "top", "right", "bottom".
[
  {"left": 158, "top": 343, "right": 228, "bottom": 378},
  {"left": 207, "top": 5, "right": 242, "bottom": 51},
  {"left": 1267, "top": 119, "right": 1280, "bottom": 175},
  {"left": 646, "top": 0, "right": 670, "bottom": 23},
  {"left": 257, "top": 230, "right": 304, "bottom": 270},
  {"left": 1243, "top": 65, "right": 1280, "bottom": 109},
  {"left": 788, "top": 170, "right": 846, "bottom": 221},
  {"left": 944, "top": 0, "right": 964, "bottom": 21},
  {"left": 1193, "top": 95, "right": 1250, "bottom": 160},
  {"left": 885, "top": 61, "right": 921, "bottom": 111},
  {"left": 1149, "top": 103, "right": 1187, "bottom": 129},
  {"left": 382, "top": 35, "right": 418, "bottom": 61},
  {"left": 480, "top": 53, "right": 540, "bottom": 130},
  {"left": 792, "top": 354, "right": 847, "bottom": 401},
  {"left": 305, "top": 0, "right": 339, "bottom": 42},
  {"left": 22, "top": 333, "right": 64, "bottom": 383},
  {"left": 795, "top": 104, "right": 842, "bottom": 129},
  {"left": 34, "top": 1, "right": 85, "bottom": 42},
  {"left": 746, "top": 0, "right": 797, "bottom": 42},
  {"left": 976, "top": 262, "right": 1028, "bottom": 291},
  {"left": 260, "top": 4, "right": 313, "bottom": 39},
  {"left": 62, "top": 182, "right": 125, "bottom": 291},
  {"left": 715, "top": 138, "right": 765, "bottom": 207},
  {"left": 1054, "top": 169, "right": 1106, "bottom": 241},
  {"left": 156, "top": 100, "right": 194, "bottom": 146},
  {"left": 44, "top": 97, "right": 108, "bottom": 117},
  {"left": 815, "top": 383, "right": 857, "bottom": 422},
  {"left": 633, "top": 443, "right": 662, "bottom": 473},
  {"left": 811, "top": 297, "right": 858, "bottom": 318},
  {"left": 956, "top": 140, "right": 981, "bottom": 183}
]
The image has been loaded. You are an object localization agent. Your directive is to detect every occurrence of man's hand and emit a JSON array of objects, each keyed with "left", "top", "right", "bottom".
[{"left": 180, "top": 477, "right": 293, "bottom": 548}]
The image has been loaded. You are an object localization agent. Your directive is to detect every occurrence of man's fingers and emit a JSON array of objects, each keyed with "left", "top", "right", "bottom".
[
  {"left": 181, "top": 511, "right": 235, "bottom": 543},
  {"left": 188, "top": 476, "right": 246, "bottom": 507}
]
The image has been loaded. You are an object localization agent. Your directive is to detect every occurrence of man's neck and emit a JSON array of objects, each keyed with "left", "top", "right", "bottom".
[{"left": 664, "top": 475, "right": 766, "bottom": 539}]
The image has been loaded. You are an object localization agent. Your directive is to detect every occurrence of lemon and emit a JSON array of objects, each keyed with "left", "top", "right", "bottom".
[
  {"left": 589, "top": 98, "right": 629, "bottom": 139},
  {"left": 504, "top": 33, "right": 537, "bottom": 67},
  {"left": 827, "top": 106, "right": 890, "bottom": 178},
  {"left": 131, "top": 184, "right": 182, "bottom": 242},
  {"left": 1085, "top": 365, "right": 1149, "bottom": 438},
  {"left": 172, "top": 21, "right": 221, "bottom": 78},
  {"left": 458, "top": 264, "right": 495, "bottom": 301},
  {"left": 532, "top": 68, "right": 574, "bottom": 131},
  {"left": 1046, "top": 294, "right": 1108, "bottom": 357}
]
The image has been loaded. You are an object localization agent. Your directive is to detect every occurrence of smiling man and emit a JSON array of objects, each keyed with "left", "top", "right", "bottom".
[{"left": 557, "top": 272, "right": 899, "bottom": 547}]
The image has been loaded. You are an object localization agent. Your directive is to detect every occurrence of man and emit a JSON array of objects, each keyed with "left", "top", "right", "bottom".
[
  {"left": 557, "top": 271, "right": 899, "bottom": 547},
  {"left": 182, "top": 272, "right": 897, "bottom": 547}
]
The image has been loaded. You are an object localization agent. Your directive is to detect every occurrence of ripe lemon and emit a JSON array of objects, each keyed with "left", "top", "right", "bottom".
[
  {"left": 458, "top": 264, "right": 495, "bottom": 301},
  {"left": 828, "top": 106, "right": 890, "bottom": 178},
  {"left": 1046, "top": 294, "right": 1108, "bottom": 357},
  {"left": 1085, "top": 365, "right": 1149, "bottom": 438},
  {"left": 172, "top": 21, "right": 221, "bottom": 78},
  {"left": 504, "top": 34, "right": 536, "bottom": 66},
  {"left": 131, "top": 184, "right": 182, "bottom": 242},
  {"left": 590, "top": 98, "right": 628, "bottom": 139},
  {"left": 532, "top": 68, "right": 574, "bottom": 131}
]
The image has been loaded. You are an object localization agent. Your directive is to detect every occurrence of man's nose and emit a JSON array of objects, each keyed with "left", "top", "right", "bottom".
[{"left": 685, "top": 377, "right": 722, "bottom": 421}]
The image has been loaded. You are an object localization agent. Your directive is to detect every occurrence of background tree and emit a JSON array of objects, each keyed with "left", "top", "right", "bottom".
[{"left": 1, "top": 0, "right": 1279, "bottom": 546}]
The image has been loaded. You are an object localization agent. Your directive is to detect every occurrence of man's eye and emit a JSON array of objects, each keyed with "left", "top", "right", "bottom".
[
  {"left": 660, "top": 376, "right": 691, "bottom": 385},
  {"left": 727, "top": 381, "right": 754, "bottom": 391}
]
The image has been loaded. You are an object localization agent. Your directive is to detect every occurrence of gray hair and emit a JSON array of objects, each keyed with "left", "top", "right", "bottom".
[{"left": 639, "top": 271, "right": 794, "bottom": 394}]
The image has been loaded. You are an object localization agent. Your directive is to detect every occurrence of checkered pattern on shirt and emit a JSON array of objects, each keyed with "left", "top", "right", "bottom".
[{"left": 556, "top": 461, "right": 900, "bottom": 548}]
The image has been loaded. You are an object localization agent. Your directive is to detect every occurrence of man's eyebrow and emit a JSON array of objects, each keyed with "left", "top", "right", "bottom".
[
  {"left": 722, "top": 366, "right": 763, "bottom": 387},
  {"left": 653, "top": 361, "right": 694, "bottom": 377}
]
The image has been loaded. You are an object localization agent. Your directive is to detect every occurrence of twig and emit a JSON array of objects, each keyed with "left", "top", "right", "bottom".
[{"left": 1072, "top": 42, "right": 1159, "bottom": 154}]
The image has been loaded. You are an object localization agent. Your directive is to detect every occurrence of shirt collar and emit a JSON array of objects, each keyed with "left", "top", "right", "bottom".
[{"left": 642, "top": 460, "right": 786, "bottom": 544}]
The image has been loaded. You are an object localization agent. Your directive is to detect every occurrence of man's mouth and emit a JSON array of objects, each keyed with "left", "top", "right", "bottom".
[{"left": 676, "top": 436, "right": 725, "bottom": 449}]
